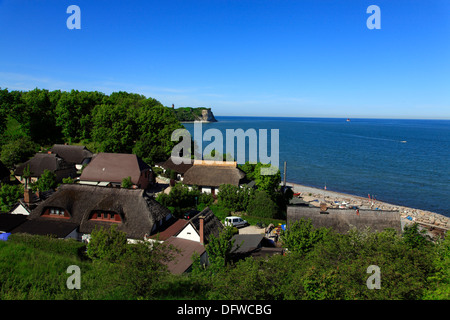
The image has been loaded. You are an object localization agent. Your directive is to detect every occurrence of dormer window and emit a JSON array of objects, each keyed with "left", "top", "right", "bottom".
[
  {"left": 89, "top": 211, "right": 122, "bottom": 223},
  {"left": 43, "top": 207, "right": 70, "bottom": 219}
]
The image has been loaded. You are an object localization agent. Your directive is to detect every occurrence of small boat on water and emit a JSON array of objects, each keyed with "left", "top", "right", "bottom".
[{"left": 346, "top": 118, "right": 351, "bottom": 122}]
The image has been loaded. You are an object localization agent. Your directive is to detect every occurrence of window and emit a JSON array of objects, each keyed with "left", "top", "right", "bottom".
[
  {"left": 43, "top": 207, "right": 69, "bottom": 218},
  {"left": 90, "top": 211, "right": 122, "bottom": 223}
]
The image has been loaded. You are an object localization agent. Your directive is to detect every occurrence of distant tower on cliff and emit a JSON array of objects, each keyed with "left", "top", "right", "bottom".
[{"left": 172, "top": 104, "right": 175, "bottom": 109}]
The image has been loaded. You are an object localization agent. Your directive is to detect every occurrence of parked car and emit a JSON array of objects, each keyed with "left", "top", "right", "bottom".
[{"left": 224, "top": 216, "right": 249, "bottom": 228}]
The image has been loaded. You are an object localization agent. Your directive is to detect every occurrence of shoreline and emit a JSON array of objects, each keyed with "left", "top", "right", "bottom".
[{"left": 284, "top": 181, "right": 450, "bottom": 231}]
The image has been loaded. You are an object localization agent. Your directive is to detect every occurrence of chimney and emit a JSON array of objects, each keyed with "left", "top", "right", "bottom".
[
  {"left": 199, "top": 216, "right": 205, "bottom": 245},
  {"left": 24, "top": 188, "right": 33, "bottom": 205}
]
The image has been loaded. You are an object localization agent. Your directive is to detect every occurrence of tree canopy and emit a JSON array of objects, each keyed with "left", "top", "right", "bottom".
[{"left": 0, "top": 88, "right": 185, "bottom": 167}]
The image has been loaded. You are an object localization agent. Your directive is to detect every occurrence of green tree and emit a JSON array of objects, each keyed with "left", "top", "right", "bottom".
[
  {"left": 31, "top": 169, "right": 57, "bottom": 192},
  {"left": 0, "top": 136, "right": 38, "bottom": 169},
  {"left": 204, "top": 226, "right": 237, "bottom": 271},
  {"left": 280, "top": 218, "right": 331, "bottom": 255},
  {"left": 91, "top": 103, "right": 137, "bottom": 154},
  {"left": 121, "top": 176, "right": 133, "bottom": 188},
  {"left": 86, "top": 225, "right": 128, "bottom": 262},
  {"left": 55, "top": 90, "right": 104, "bottom": 141},
  {"left": 119, "top": 240, "right": 176, "bottom": 297},
  {"left": 246, "top": 190, "right": 279, "bottom": 219},
  {"left": 133, "top": 103, "right": 184, "bottom": 164},
  {"left": 0, "top": 184, "right": 23, "bottom": 212},
  {"left": 253, "top": 163, "right": 281, "bottom": 198},
  {"left": 11, "top": 88, "right": 62, "bottom": 144},
  {"left": 402, "top": 223, "right": 431, "bottom": 249}
]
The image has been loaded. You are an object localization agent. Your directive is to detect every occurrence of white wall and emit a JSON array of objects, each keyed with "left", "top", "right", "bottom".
[
  {"left": 10, "top": 203, "right": 30, "bottom": 215},
  {"left": 176, "top": 223, "right": 200, "bottom": 242}
]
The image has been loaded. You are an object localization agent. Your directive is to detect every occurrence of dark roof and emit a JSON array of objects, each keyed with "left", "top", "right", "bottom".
[
  {"left": 27, "top": 184, "right": 172, "bottom": 239},
  {"left": 182, "top": 162, "right": 246, "bottom": 187},
  {"left": 80, "top": 153, "right": 150, "bottom": 185},
  {"left": 231, "top": 234, "right": 264, "bottom": 254},
  {"left": 159, "top": 156, "right": 193, "bottom": 174},
  {"left": 150, "top": 218, "right": 189, "bottom": 241},
  {"left": 50, "top": 144, "right": 93, "bottom": 164},
  {"left": 287, "top": 206, "right": 402, "bottom": 233},
  {"left": 0, "top": 214, "right": 28, "bottom": 232},
  {"left": 14, "top": 153, "right": 76, "bottom": 177},
  {"left": 189, "top": 207, "right": 224, "bottom": 243},
  {"left": 12, "top": 219, "right": 78, "bottom": 238},
  {"left": 164, "top": 237, "right": 206, "bottom": 274}
]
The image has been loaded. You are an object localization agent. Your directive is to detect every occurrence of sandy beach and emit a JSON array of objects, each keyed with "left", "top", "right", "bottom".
[{"left": 285, "top": 181, "right": 450, "bottom": 231}]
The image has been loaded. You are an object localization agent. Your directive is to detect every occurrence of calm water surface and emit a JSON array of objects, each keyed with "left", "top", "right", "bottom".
[{"left": 183, "top": 117, "right": 450, "bottom": 217}]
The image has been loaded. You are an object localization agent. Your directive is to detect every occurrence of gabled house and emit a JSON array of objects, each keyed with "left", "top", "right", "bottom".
[
  {"left": 182, "top": 160, "right": 248, "bottom": 195},
  {"left": 14, "top": 152, "right": 77, "bottom": 184},
  {"left": 153, "top": 207, "right": 224, "bottom": 275},
  {"left": 49, "top": 144, "right": 93, "bottom": 170},
  {"left": 175, "top": 207, "right": 224, "bottom": 244},
  {"left": 79, "top": 153, "right": 154, "bottom": 189},
  {"left": 13, "top": 184, "right": 173, "bottom": 241}
]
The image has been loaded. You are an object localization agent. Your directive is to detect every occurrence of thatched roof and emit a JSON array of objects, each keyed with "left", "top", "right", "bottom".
[
  {"left": 50, "top": 144, "right": 93, "bottom": 165},
  {"left": 79, "top": 153, "right": 150, "bottom": 185},
  {"left": 0, "top": 214, "right": 27, "bottom": 232},
  {"left": 287, "top": 206, "right": 402, "bottom": 233},
  {"left": 27, "top": 184, "right": 172, "bottom": 239},
  {"left": 159, "top": 156, "right": 193, "bottom": 174},
  {"left": 15, "top": 153, "right": 76, "bottom": 177},
  {"left": 189, "top": 207, "right": 224, "bottom": 243},
  {"left": 182, "top": 164, "right": 247, "bottom": 187},
  {"left": 12, "top": 219, "right": 79, "bottom": 238}
]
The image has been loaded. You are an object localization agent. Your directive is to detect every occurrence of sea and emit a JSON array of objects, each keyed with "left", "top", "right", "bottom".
[{"left": 182, "top": 117, "right": 450, "bottom": 217}]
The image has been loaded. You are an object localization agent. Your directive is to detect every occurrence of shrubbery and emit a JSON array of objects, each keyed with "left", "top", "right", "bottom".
[
  {"left": 0, "top": 223, "right": 448, "bottom": 300},
  {"left": 155, "top": 183, "right": 214, "bottom": 216}
]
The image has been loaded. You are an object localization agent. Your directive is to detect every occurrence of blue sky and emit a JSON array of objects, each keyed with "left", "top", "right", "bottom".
[{"left": 0, "top": 0, "right": 449, "bottom": 119}]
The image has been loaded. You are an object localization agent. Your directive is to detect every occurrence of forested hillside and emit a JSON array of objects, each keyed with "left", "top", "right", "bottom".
[{"left": 0, "top": 88, "right": 184, "bottom": 167}]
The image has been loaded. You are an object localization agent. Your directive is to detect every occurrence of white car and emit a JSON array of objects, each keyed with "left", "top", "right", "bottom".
[{"left": 224, "top": 216, "right": 249, "bottom": 228}]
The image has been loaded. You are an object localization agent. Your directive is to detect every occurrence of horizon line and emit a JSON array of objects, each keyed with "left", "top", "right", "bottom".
[{"left": 213, "top": 114, "right": 450, "bottom": 121}]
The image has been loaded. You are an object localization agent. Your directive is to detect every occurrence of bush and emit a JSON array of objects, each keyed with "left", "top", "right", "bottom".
[
  {"left": 86, "top": 225, "right": 128, "bottom": 262},
  {"left": 0, "top": 183, "right": 23, "bottom": 212},
  {"left": 246, "top": 190, "right": 278, "bottom": 219},
  {"left": 217, "top": 184, "right": 254, "bottom": 212}
]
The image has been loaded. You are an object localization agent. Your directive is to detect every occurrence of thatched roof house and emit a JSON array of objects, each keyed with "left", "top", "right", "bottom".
[
  {"left": 14, "top": 153, "right": 77, "bottom": 183},
  {"left": 50, "top": 144, "right": 93, "bottom": 169},
  {"left": 182, "top": 160, "right": 247, "bottom": 195},
  {"left": 20, "top": 184, "right": 173, "bottom": 240},
  {"left": 287, "top": 205, "right": 402, "bottom": 233},
  {"left": 176, "top": 207, "right": 224, "bottom": 244},
  {"left": 79, "top": 153, "right": 153, "bottom": 189}
]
